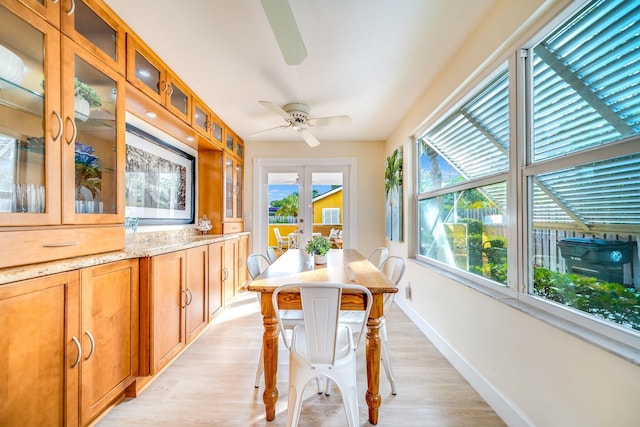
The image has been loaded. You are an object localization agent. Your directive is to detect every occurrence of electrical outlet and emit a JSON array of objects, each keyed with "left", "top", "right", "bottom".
[{"left": 405, "top": 282, "right": 412, "bottom": 300}]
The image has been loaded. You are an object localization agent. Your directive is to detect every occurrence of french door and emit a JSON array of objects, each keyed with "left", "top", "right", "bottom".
[{"left": 254, "top": 158, "right": 356, "bottom": 254}]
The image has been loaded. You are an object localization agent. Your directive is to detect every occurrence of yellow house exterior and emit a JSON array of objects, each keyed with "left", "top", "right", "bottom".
[
  {"left": 268, "top": 188, "right": 343, "bottom": 247},
  {"left": 312, "top": 187, "right": 343, "bottom": 225}
]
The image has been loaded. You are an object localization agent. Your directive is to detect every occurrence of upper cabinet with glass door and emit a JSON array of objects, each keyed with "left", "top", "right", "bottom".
[
  {"left": 0, "top": 2, "right": 61, "bottom": 226},
  {"left": 15, "top": 0, "right": 126, "bottom": 74},
  {"left": 62, "top": 38, "right": 125, "bottom": 225},
  {"left": 224, "top": 127, "right": 243, "bottom": 160},
  {"left": 60, "top": 0, "right": 126, "bottom": 74},
  {"left": 191, "top": 95, "right": 223, "bottom": 148},
  {"left": 126, "top": 34, "right": 191, "bottom": 124}
]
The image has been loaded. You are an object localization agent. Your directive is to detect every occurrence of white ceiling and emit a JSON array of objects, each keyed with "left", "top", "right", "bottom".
[{"left": 104, "top": 0, "right": 497, "bottom": 144}]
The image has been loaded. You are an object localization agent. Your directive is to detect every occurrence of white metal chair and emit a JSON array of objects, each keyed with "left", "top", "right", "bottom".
[
  {"left": 247, "top": 253, "right": 322, "bottom": 391},
  {"left": 333, "top": 255, "right": 406, "bottom": 396},
  {"left": 266, "top": 246, "right": 283, "bottom": 263},
  {"left": 247, "top": 253, "right": 271, "bottom": 281},
  {"left": 368, "top": 246, "right": 389, "bottom": 268},
  {"left": 273, "top": 283, "right": 372, "bottom": 427}
]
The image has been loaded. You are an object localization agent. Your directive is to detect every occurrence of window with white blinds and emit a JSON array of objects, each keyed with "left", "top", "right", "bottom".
[
  {"left": 532, "top": 0, "right": 640, "bottom": 162},
  {"left": 415, "top": 0, "right": 640, "bottom": 340}
]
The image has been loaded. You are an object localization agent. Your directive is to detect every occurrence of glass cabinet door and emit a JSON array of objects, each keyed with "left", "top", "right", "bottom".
[
  {"left": 224, "top": 156, "right": 234, "bottom": 219},
  {"left": 192, "top": 99, "right": 211, "bottom": 138},
  {"left": 0, "top": 3, "right": 61, "bottom": 225},
  {"left": 62, "top": 0, "right": 124, "bottom": 73},
  {"left": 235, "top": 162, "right": 243, "bottom": 220},
  {"left": 62, "top": 40, "right": 123, "bottom": 224},
  {"left": 166, "top": 75, "right": 190, "bottom": 123}
]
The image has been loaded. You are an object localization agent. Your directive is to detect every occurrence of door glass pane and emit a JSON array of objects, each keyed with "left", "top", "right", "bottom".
[
  {"left": 268, "top": 172, "right": 300, "bottom": 250},
  {"left": 74, "top": 57, "right": 117, "bottom": 214},
  {"left": 134, "top": 51, "right": 160, "bottom": 94},
  {"left": 0, "top": 5, "right": 46, "bottom": 213},
  {"left": 169, "top": 82, "right": 188, "bottom": 116},
  {"left": 74, "top": 0, "right": 117, "bottom": 61},
  {"left": 311, "top": 172, "right": 343, "bottom": 247},
  {"left": 226, "top": 133, "right": 234, "bottom": 151}
]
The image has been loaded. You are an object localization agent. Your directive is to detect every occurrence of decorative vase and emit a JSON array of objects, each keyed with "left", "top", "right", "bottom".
[
  {"left": 74, "top": 96, "right": 90, "bottom": 121},
  {"left": 314, "top": 253, "right": 327, "bottom": 265}
]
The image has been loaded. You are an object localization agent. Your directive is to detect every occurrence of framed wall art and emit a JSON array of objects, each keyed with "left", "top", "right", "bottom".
[
  {"left": 124, "top": 124, "right": 195, "bottom": 224},
  {"left": 385, "top": 146, "right": 403, "bottom": 241}
]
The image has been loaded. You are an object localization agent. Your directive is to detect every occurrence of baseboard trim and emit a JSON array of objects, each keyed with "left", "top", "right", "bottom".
[{"left": 394, "top": 297, "right": 534, "bottom": 427}]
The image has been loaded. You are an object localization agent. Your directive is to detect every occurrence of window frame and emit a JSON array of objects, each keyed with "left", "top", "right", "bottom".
[
  {"left": 412, "top": 0, "right": 640, "bottom": 360},
  {"left": 415, "top": 61, "right": 517, "bottom": 295}
]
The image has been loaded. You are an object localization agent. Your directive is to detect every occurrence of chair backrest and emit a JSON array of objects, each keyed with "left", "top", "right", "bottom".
[
  {"left": 247, "top": 253, "right": 271, "bottom": 280},
  {"left": 368, "top": 247, "right": 389, "bottom": 268},
  {"left": 272, "top": 283, "right": 372, "bottom": 368},
  {"left": 379, "top": 256, "right": 406, "bottom": 286},
  {"left": 273, "top": 227, "right": 284, "bottom": 244},
  {"left": 266, "top": 246, "right": 282, "bottom": 263}
]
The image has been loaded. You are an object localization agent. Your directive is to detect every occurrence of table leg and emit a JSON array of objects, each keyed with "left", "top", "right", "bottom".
[
  {"left": 262, "top": 313, "right": 279, "bottom": 421},
  {"left": 365, "top": 295, "right": 384, "bottom": 425}
]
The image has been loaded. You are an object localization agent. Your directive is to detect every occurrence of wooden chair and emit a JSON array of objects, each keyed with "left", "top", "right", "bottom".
[{"left": 273, "top": 283, "right": 372, "bottom": 427}]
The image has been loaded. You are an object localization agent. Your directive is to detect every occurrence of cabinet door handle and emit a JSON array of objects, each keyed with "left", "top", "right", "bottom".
[
  {"left": 222, "top": 267, "right": 228, "bottom": 281},
  {"left": 167, "top": 84, "right": 174, "bottom": 96},
  {"left": 181, "top": 289, "right": 188, "bottom": 308},
  {"left": 42, "top": 241, "right": 79, "bottom": 247},
  {"left": 84, "top": 331, "right": 95, "bottom": 360},
  {"left": 66, "top": 0, "right": 75, "bottom": 15},
  {"left": 159, "top": 80, "right": 167, "bottom": 93},
  {"left": 65, "top": 116, "right": 77, "bottom": 145},
  {"left": 71, "top": 336, "right": 82, "bottom": 368},
  {"left": 186, "top": 288, "right": 193, "bottom": 305},
  {"left": 52, "top": 110, "right": 63, "bottom": 143}
]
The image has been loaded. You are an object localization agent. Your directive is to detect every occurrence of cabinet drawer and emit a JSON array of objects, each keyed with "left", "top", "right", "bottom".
[
  {"left": 0, "top": 226, "right": 124, "bottom": 268},
  {"left": 222, "top": 222, "right": 243, "bottom": 234}
]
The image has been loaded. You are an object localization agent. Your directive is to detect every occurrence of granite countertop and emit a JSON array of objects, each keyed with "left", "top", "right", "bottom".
[{"left": 0, "top": 231, "right": 248, "bottom": 285}]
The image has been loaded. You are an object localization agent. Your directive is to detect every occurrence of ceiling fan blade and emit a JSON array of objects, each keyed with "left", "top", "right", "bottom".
[
  {"left": 307, "top": 115, "right": 352, "bottom": 127},
  {"left": 259, "top": 100, "right": 293, "bottom": 121},
  {"left": 249, "top": 124, "right": 290, "bottom": 138},
  {"left": 260, "top": 0, "right": 307, "bottom": 65},
  {"left": 299, "top": 129, "right": 320, "bottom": 147}
]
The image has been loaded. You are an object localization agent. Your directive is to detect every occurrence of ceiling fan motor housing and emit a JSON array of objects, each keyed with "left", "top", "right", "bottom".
[{"left": 283, "top": 102, "right": 310, "bottom": 123}]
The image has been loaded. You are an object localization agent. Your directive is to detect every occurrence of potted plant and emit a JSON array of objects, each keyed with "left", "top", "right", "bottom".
[
  {"left": 74, "top": 78, "right": 102, "bottom": 120},
  {"left": 305, "top": 235, "right": 332, "bottom": 264}
]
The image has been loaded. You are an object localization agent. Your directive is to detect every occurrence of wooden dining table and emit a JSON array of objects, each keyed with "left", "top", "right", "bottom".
[{"left": 247, "top": 248, "right": 398, "bottom": 425}]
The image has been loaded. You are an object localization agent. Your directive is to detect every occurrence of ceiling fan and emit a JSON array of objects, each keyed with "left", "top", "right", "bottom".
[
  {"left": 250, "top": 101, "right": 351, "bottom": 147},
  {"left": 260, "top": 0, "right": 307, "bottom": 65}
]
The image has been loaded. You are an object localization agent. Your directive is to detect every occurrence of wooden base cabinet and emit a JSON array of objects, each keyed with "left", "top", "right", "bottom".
[
  {"left": 79, "top": 259, "right": 139, "bottom": 425},
  {"left": 208, "top": 241, "right": 224, "bottom": 320},
  {"left": 139, "top": 247, "right": 208, "bottom": 375},
  {"left": 0, "top": 258, "right": 138, "bottom": 426},
  {"left": 0, "top": 271, "right": 80, "bottom": 427}
]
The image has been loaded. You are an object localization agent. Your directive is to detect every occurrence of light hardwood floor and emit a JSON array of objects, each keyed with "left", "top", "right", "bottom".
[{"left": 97, "top": 290, "right": 506, "bottom": 427}]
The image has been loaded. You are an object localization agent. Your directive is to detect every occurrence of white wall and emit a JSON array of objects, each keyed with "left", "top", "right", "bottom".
[
  {"left": 244, "top": 139, "right": 386, "bottom": 256},
  {"left": 387, "top": 0, "right": 640, "bottom": 426}
]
